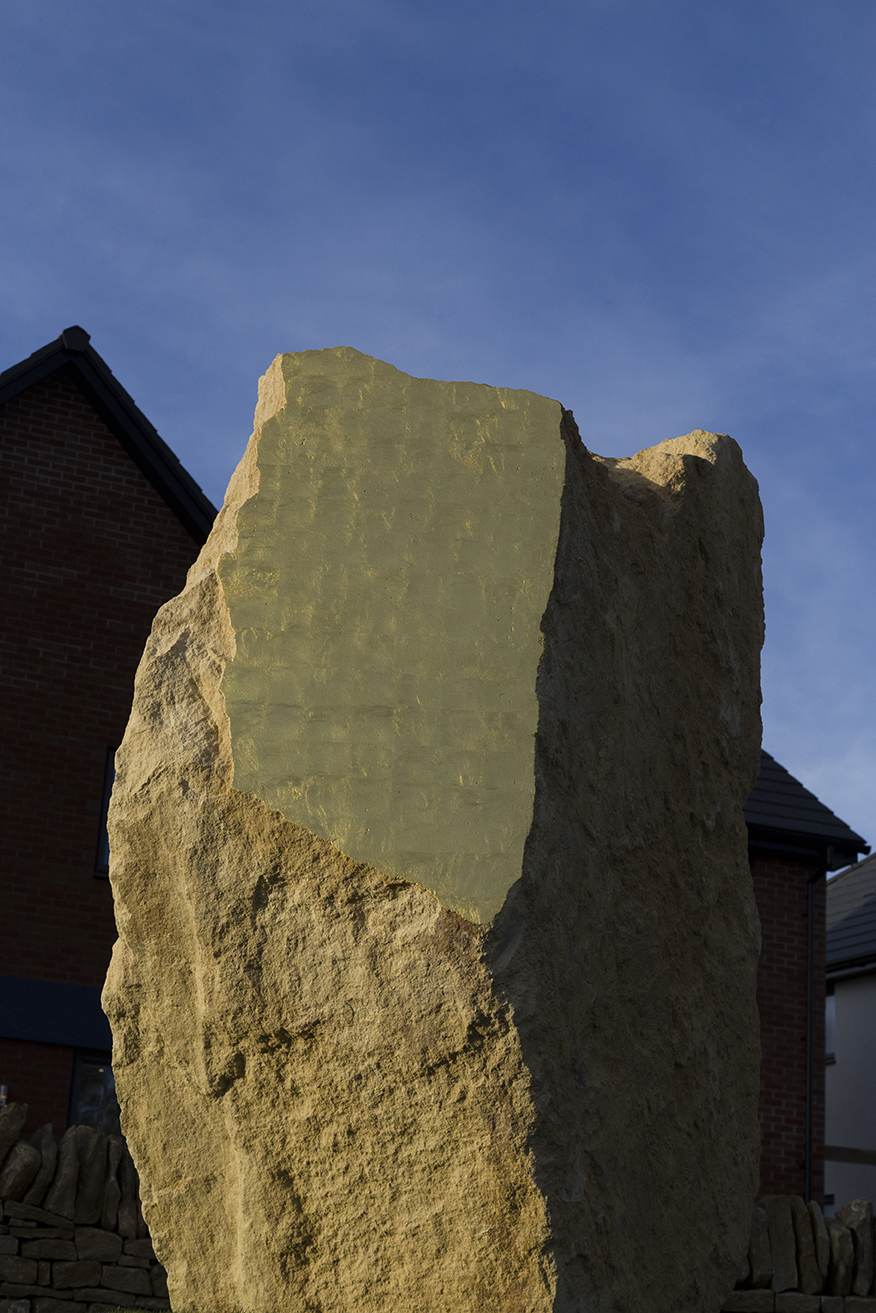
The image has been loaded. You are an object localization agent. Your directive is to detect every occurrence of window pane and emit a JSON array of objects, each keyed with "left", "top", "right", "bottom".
[
  {"left": 94, "top": 748, "right": 116, "bottom": 876},
  {"left": 70, "top": 1054, "right": 122, "bottom": 1136}
]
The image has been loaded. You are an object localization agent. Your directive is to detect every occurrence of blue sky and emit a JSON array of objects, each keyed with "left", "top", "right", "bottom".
[{"left": 2, "top": 0, "right": 874, "bottom": 845}]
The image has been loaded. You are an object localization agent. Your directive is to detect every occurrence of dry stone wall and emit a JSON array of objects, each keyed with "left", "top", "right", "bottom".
[
  {"left": 724, "top": 1197, "right": 876, "bottom": 1312},
  {"left": 0, "top": 1103, "right": 167, "bottom": 1313}
]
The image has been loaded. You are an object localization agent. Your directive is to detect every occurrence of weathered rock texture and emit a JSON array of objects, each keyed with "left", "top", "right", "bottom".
[{"left": 103, "top": 347, "right": 765, "bottom": 1313}]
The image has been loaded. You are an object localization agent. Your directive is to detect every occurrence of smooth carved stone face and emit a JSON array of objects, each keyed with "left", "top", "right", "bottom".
[{"left": 217, "top": 348, "right": 565, "bottom": 924}]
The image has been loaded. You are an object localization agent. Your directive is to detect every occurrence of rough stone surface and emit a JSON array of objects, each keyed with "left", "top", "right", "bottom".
[
  {"left": 826, "top": 1218, "right": 855, "bottom": 1297},
  {"left": 838, "top": 1200, "right": 874, "bottom": 1297},
  {"left": 72, "top": 1129, "right": 107, "bottom": 1228},
  {"left": 0, "top": 1259, "right": 38, "bottom": 1286},
  {"left": 52, "top": 1260, "right": 102, "bottom": 1289},
  {"left": 722, "top": 1292, "right": 775, "bottom": 1311},
  {"left": 792, "top": 1195, "right": 824, "bottom": 1295},
  {"left": 0, "top": 1142, "right": 41, "bottom": 1202},
  {"left": 750, "top": 1204, "right": 774, "bottom": 1288},
  {"left": 43, "top": 1130, "right": 79, "bottom": 1222},
  {"left": 115, "top": 1150, "right": 138, "bottom": 1242},
  {"left": 763, "top": 1197, "right": 799, "bottom": 1294},
  {"left": 775, "top": 1295, "right": 819, "bottom": 1313},
  {"left": 809, "top": 1202, "right": 831, "bottom": 1284},
  {"left": 20, "top": 1239, "right": 77, "bottom": 1261},
  {"left": 74, "top": 1290, "right": 135, "bottom": 1307},
  {"left": 4, "top": 1203, "right": 71, "bottom": 1230},
  {"left": 24, "top": 1126, "right": 59, "bottom": 1208},
  {"left": 122, "top": 1241, "right": 154, "bottom": 1260},
  {"left": 99, "top": 1137, "right": 123, "bottom": 1234},
  {"left": 0, "top": 1286, "right": 70, "bottom": 1302},
  {"left": 0, "top": 1106, "right": 27, "bottom": 1169},
  {"left": 104, "top": 349, "right": 765, "bottom": 1313},
  {"left": 74, "top": 1228, "right": 123, "bottom": 1264},
  {"left": 100, "top": 1265, "right": 151, "bottom": 1296}
]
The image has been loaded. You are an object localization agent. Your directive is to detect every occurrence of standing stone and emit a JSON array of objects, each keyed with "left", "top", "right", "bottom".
[
  {"left": 0, "top": 1102, "right": 27, "bottom": 1166},
  {"left": 825, "top": 1217, "right": 855, "bottom": 1296},
  {"left": 749, "top": 1204, "right": 773, "bottom": 1288},
  {"left": 762, "top": 1197, "right": 798, "bottom": 1293},
  {"left": 0, "top": 1140, "right": 41, "bottom": 1201},
  {"left": 808, "top": 1201, "right": 831, "bottom": 1286},
  {"left": 72, "top": 1127, "right": 107, "bottom": 1226},
  {"left": 837, "top": 1199, "right": 874, "bottom": 1296},
  {"left": 104, "top": 348, "right": 765, "bottom": 1313},
  {"left": 43, "top": 1126, "right": 79, "bottom": 1220},
  {"left": 791, "top": 1195, "right": 823, "bottom": 1295},
  {"left": 23, "top": 1126, "right": 58, "bottom": 1207},
  {"left": 100, "top": 1135, "right": 124, "bottom": 1231}
]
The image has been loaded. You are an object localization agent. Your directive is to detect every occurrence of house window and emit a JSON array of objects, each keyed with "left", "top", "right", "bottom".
[
  {"left": 826, "top": 983, "right": 836, "bottom": 1064},
  {"left": 68, "top": 1050, "right": 122, "bottom": 1136},
  {"left": 94, "top": 748, "right": 116, "bottom": 877}
]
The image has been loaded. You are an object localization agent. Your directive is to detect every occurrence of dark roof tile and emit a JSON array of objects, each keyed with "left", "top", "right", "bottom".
[
  {"left": 827, "top": 853, "right": 876, "bottom": 973},
  {"left": 745, "top": 750, "right": 868, "bottom": 865}
]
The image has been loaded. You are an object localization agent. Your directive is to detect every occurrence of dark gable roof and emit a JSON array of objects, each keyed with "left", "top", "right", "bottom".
[
  {"left": 0, "top": 326, "right": 217, "bottom": 544},
  {"left": 745, "top": 749, "right": 868, "bottom": 869},
  {"left": 826, "top": 852, "right": 876, "bottom": 977}
]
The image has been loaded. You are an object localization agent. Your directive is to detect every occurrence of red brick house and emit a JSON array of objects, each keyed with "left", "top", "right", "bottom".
[
  {"left": 0, "top": 326, "right": 215, "bottom": 1138},
  {"left": 0, "top": 328, "right": 869, "bottom": 1206},
  {"left": 744, "top": 750, "right": 867, "bottom": 1203}
]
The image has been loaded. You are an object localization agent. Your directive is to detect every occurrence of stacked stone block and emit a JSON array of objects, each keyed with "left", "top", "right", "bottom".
[
  {"left": 725, "top": 1197, "right": 876, "bottom": 1312},
  {"left": 0, "top": 1105, "right": 167, "bottom": 1313}
]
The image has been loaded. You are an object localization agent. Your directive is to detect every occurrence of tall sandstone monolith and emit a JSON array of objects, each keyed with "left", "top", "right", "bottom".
[{"left": 103, "top": 347, "right": 764, "bottom": 1313}]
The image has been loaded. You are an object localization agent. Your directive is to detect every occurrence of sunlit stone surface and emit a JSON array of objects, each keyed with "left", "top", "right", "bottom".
[{"left": 105, "top": 348, "right": 764, "bottom": 1313}]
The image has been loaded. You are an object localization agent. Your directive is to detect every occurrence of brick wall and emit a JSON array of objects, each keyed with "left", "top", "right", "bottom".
[
  {"left": 751, "top": 854, "right": 826, "bottom": 1201},
  {"left": 0, "top": 366, "right": 205, "bottom": 1136},
  {"left": 0, "top": 1040, "right": 73, "bottom": 1132}
]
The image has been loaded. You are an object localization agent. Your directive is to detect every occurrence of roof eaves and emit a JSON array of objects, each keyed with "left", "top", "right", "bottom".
[
  {"left": 745, "top": 750, "right": 868, "bottom": 866},
  {"left": 826, "top": 955, "right": 876, "bottom": 982}
]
